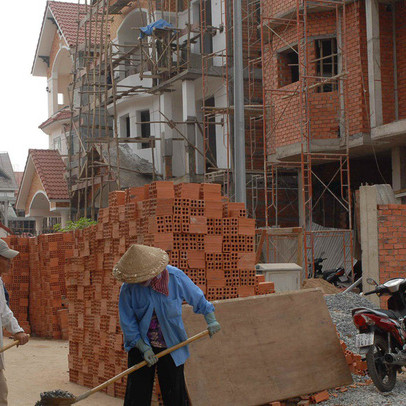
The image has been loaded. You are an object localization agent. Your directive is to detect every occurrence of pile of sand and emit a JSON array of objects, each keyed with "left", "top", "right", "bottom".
[{"left": 301, "top": 278, "right": 341, "bottom": 294}]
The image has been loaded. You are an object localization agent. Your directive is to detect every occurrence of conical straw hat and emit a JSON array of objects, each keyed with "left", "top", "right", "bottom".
[{"left": 112, "top": 244, "right": 169, "bottom": 283}]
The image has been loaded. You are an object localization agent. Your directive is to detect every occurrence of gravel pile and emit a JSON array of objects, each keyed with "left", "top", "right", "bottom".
[
  {"left": 322, "top": 292, "right": 406, "bottom": 405},
  {"left": 323, "top": 375, "right": 406, "bottom": 406}
]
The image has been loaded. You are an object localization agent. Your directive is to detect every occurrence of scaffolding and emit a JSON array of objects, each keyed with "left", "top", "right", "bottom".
[
  {"left": 65, "top": 0, "right": 354, "bottom": 276},
  {"left": 68, "top": 0, "right": 205, "bottom": 219},
  {"left": 259, "top": 0, "right": 354, "bottom": 277},
  {"left": 200, "top": 0, "right": 265, "bottom": 221}
]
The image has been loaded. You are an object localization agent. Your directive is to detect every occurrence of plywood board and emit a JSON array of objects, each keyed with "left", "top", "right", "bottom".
[{"left": 183, "top": 289, "right": 352, "bottom": 406}]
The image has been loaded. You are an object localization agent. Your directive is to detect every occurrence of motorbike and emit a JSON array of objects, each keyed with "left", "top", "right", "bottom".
[
  {"left": 311, "top": 255, "right": 348, "bottom": 286},
  {"left": 352, "top": 277, "right": 406, "bottom": 392}
]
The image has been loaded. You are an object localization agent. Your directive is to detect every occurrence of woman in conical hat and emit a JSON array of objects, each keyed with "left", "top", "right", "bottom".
[{"left": 113, "top": 244, "right": 220, "bottom": 406}]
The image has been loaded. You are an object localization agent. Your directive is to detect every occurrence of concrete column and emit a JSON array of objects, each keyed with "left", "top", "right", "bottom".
[
  {"left": 60, "top": 210, "right": 70, "bottom": 228},
  {"left": 182, "top": 80, "right": 197, "bottom": 181},
  {"left": 160, "top": 92, "right": 174, "bottom": 177},
  {"left": 215, "top": 90, "right": 229, "bottom": 169},
  {"left": 366, "top": 0, "right": 383, "bottom": 128},
  {"left": 297, "top": 169, "right": 305, "bottom": 227},
  {"left": 359, "top": 185, "right": 380, "bottom": 306},
  {"left": 391, "top": 146, "right": 406, "bottom": 192},
  {"left": 2, "top": 200, "right": 8, "bottom": 228},
  {"left": 34, "top": 217, "right": 44, "bottom": 236},
  {"left": 48, "top": 75, "right": 59, "bottom": 116}
]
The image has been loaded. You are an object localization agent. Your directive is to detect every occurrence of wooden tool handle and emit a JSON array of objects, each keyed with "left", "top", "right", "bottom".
[
  {"left": 75, "top": 329, "right": 209, "bottom": 402},
  {"left": 0, "top": 334, "right": 30, "bottom": 353}
]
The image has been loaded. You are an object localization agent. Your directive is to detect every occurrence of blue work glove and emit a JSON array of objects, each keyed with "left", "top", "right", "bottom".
[
  {"left": 204, "top": 312, "right": 221, "bottom": 337},
  {"left": 135, "top": 339, "right": 158, "bottom": 367}
]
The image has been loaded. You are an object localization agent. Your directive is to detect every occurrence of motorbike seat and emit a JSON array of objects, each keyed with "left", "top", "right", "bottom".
[
  {"left": 379, "top": 309, "right": 402, "bottom": 319},
  {"left": 353, "top": 307, "right": 402, "bottom": 320}
]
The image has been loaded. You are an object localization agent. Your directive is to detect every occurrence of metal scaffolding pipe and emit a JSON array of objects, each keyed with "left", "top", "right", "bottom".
[{"left": 233, "top": 0, "right": 246, "bottom": 204}]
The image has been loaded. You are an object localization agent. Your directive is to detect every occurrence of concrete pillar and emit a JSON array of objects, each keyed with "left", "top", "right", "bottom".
[
  {"left": 34, "top": 217, "right": 44, "bottom": 236},
  {"left": 214, "top": 90, "right": 229, "bottom": 169},
  {"left": 297, "top": 169, "right": 305, "bottom": 227},
  {"left": 160, "top": 92, "right": 182, "bottom": 177},
  {"left": 391, "top": 146, "right": 406, "bottom": 192},
  {"left": 60, "top": 210, "right": 70, "bottom": 228},
  {"left": 366, "top": 0, "right": 383, "bottom": 128},
  {"left": 359, "top": 186, "right": 380, "bottom": 306},
  {"left": 2, "top": 200, "right": 8, "bottom": 228},
  {"left": 48, "top": 75, "right": 59, "bottom": 117},
  {"left": 182, "top": 80, "right": 197, "bottom": 180}
]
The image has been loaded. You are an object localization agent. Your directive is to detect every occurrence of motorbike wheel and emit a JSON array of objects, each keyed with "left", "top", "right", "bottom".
[{"left": 366, "top": 335, "right": 397, "bottom": 392}]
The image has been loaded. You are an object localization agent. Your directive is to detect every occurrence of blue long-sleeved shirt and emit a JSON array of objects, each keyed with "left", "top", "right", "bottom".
[{"left": 118, "top": 265, "right": 214, "bottom": 366}]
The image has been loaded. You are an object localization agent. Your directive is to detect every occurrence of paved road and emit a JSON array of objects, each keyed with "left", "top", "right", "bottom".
[{"left": 4, "top": 337, "right": 123, "bottom": 406}]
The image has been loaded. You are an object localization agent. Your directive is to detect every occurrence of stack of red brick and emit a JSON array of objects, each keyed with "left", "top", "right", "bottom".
[
  {"left": 125, "top": 181, "right": 275, "bottom": 299},
  {"left": 28, "top": 233, "right": 73, "bottom": 338},
  {"left": 66, "top": 221, "right": 128, "bottom": 397},
  {"left": 65, "top": 181, "right": 274, "bottom": 399},
  {"left": 2, "top": 237, "right": 31, "bottom": 334}
]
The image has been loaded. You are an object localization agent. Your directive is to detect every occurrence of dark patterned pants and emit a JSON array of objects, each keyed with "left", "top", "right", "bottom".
[{"left": 124, "top": 346, "right": 189, "bottom": 406}]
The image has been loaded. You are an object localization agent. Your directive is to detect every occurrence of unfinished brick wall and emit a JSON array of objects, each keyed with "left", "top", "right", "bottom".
[
  {"left": 378, "top": 204, "right": 406, "bottom": 283},
  {"left": 261, "top": 0, "right": 296, "bottom": 18},
  {"left": 380, "top": 4, "right": 396, "bottom": 124},
  {"left": 262, "top": 2, "right": 370, "bottom": 156},
  {"left": 396, "top": 1, "right": 406, "bottom": 120}
]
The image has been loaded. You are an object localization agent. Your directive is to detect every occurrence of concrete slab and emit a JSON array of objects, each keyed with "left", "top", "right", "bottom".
[{"left": 183, "top": 289, "right": 352, "bottom": 406}]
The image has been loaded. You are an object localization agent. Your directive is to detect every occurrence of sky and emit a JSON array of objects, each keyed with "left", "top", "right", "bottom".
[{"left": 0, "top": 0, "right": 80, "bottom": 172}]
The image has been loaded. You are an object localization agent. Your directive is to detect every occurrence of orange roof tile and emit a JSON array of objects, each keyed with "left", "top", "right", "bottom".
[
  {"left": 29, "top": 150, "right": 69, "bottom": 200},
  {"left": 49, "top": 1, "right": 106, "bottom": 47},
  {"left": 48, "top": 1, "right": 87, "bottom": 47},
  {"left": 39, "top": 109, "right": 71, "bottom": 130}
]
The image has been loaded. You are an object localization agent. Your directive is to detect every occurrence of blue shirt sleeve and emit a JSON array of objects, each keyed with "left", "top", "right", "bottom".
[
  {"left": 176, "top": 271, "right": 215, "bottom": 315},
  {"left": 118, "top": 284, "right": 141, "bottom": 350}
]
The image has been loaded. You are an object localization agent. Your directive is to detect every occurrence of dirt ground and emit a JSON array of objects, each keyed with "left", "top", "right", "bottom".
[{"left": 4, "top": 337, "right": 122, "bottom": 406}]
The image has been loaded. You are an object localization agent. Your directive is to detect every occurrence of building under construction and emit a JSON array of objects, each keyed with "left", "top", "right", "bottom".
[{"left": 31, "top": 0, "right": 406, "bottom": 273}]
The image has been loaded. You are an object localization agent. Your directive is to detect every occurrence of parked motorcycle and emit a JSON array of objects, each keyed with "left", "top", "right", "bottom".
[
  {"left": 352, "top": 277, "right": 406, "bottom": 392},
  {"left": 311, "top": 255, "right": 348, "bottom": 286}
]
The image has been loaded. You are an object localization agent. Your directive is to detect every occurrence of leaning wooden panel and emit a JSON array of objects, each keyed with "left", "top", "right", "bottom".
[{"left": 183, "top": 289, "right": 352, "bottom": 406}]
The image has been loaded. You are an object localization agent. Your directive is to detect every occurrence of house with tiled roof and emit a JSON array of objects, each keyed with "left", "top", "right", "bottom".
[
  {"left": 0, "top": 153, "right": 18, "bottom": 228},
  {"left": 32, "top": 1, "right": 86, "bottom": 157},
  {"left": 16, "top": 150, "right": 70, "bottom": 234}
]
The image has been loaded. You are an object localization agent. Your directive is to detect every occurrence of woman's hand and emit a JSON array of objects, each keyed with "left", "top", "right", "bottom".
[{"left": 204, "top": 312, "right": 221, "bottom": 337}]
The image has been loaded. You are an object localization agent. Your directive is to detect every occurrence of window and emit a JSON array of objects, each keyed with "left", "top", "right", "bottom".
[
  {"left": 278, "top": 48, "right": 299, "bottom": 87},
  {"left": 140, "top": 110, "right": 151, "bottom": 149},
  {"left": 315, "top": 38, "right": 338, "bottom": 92},
  {"left": 120, "top": 114, "right": 131, "bottom": 138},
  {"left": 177, "top": 0, "right": 185, "bottom": 11},
  {"left": 53, "top": 137, "right": 62, "bottom": 152},
  {"left": 58, "top": 93, "right": 64, "bottom": 105}
]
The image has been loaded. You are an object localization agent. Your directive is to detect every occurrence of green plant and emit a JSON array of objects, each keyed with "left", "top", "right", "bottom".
[{"left": 53, "top": 217, "right": 97, "bottom": 233}]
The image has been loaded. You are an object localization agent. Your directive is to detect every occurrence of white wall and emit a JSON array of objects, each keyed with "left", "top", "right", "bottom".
[
  {"left": 49, "top": 126, "right": 69, "bottom": 156},
  {"left": 211, "top": 0, "right": 226, "bottom": 67},
  {"left": 110, "top": 1, "right": 229, "bottom": 178},
  {"left": 116, "top": 93, "right": 164, "bottom": 176}
]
